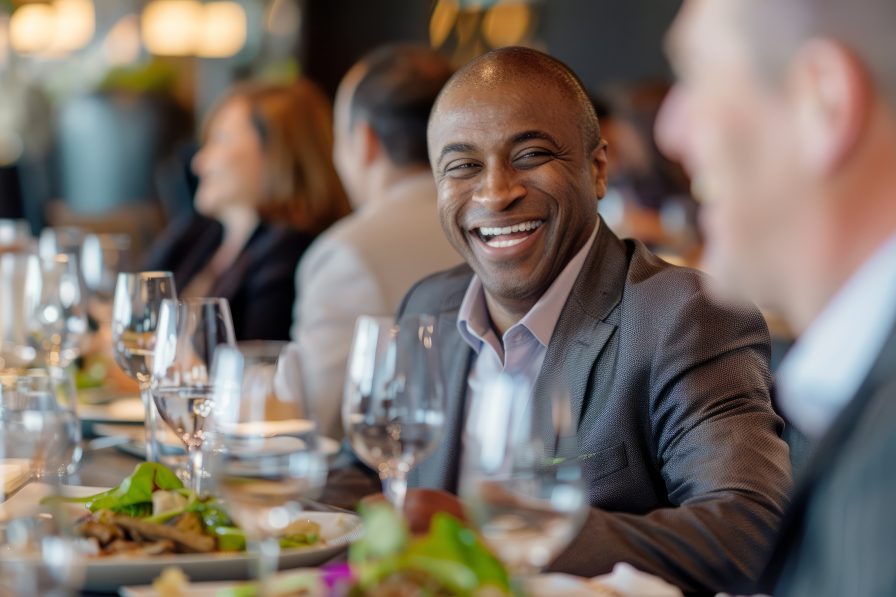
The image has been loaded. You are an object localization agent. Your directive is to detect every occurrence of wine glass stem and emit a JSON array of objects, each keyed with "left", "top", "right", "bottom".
[
  {"left": 187, "top": 445, "right": 204, "bottom": 495},
  {"left": 255, "top": 536, "right": 280, "bottom": 597},
  {"left": 381, "top": 472, "right": 408, "bottom": 513},
  {"left": 139, "top": 385, "right": 159, "bottom": 463}
]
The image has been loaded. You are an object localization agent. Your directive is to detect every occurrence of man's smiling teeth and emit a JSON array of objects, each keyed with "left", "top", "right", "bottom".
[
  {"left": 475, "top": 220, "right": 543, "bottom": 249},
  {"left": 477, "top": 220, "right": 543, "bottom": 238}
]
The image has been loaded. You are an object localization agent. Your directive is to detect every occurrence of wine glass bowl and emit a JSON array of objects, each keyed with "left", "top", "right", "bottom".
[
  {"left": 460, "top": 375, "right": 588, "bottom": 576},
  {"left": 209, "top": 342, "right": 327, "bottom": 594},
  {"left": 342, "top": 314, "right": 444, "bottom": 512},
  {"left": 151, "top": 297, "right": 236, "bottom": 494},
  {"left": 111, "top": 271, "right": 176, "bottom": 463},
  {"left": 27, "top": 254, "right": 88, "bottom": 368}
]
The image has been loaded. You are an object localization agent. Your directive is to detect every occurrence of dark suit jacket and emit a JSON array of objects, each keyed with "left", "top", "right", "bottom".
[
  {"left": 761, "top": 321, "right": 896, "bottom": 596},
  {"left": 145, "top": 214, "right": 314, "bottom": 341},
  {"left": 399, "top": 222, "right": 793, "bottom": 595}
]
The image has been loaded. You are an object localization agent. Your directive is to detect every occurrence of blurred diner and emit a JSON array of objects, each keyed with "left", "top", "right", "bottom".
[{"left": 143, "top": 80, "right": 351, "bottom": 341}]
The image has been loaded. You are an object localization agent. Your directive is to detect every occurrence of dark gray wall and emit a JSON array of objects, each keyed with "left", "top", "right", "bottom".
[
  {"left": 542, "top": 0, "right": 682, "bottom": 89},
  {"left": 300, "top": 0, "right": 682, "bottom": 99}
]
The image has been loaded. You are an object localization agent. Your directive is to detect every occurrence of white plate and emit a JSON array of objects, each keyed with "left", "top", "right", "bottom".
[
  {"left": 0, "top": 484, "right": 362, "bottom": 593},
  {"left": 79, "top": 397, "right": 145, "bottom": 424}
]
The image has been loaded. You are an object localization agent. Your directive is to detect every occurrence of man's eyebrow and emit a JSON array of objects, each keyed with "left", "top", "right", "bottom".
[
  {"left": 512, "top": 130, "right": 561, "bottom": 147},
  {"left": 437, "top": 142, "right": 475, "bottom": 162}
]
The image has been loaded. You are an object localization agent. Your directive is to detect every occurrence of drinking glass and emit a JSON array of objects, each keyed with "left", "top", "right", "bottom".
[
  {"left": 27, "top": 254, "right": 89, "bottom": 368},
  {"left": 342, "top": 314, "right": 444, "bottom": 512},
  {"left": 151, "top": 298, "right": 236, "bottom": 494},
  {"left": 111, "top": 271, "right": 176, "bottom": 463},
  {"left": 460, "top": 374, "right": 588, "bottom": 576},
  {"left": 0, "top": 511, "right": 87, "bottom": 596},
  {"left": 0, "top": 252, "right": 41, "bottom": 371},
  {"left": 0, "top": 218, "right": 33, "bottom": 253},
  {"left": 208, "top": 342, "right": 327, "bottom": 596},
  {"left": 81, "top": 233, "right": 132, "bottom": 320}
]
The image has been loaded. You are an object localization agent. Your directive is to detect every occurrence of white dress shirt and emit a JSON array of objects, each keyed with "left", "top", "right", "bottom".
[{"left": 777, "top": 232, "right": 896, "bottom": 438}]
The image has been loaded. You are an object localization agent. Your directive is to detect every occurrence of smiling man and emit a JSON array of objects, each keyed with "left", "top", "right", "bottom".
[{"left": 395, "top": 47, "right": 792, "bottom": 594}]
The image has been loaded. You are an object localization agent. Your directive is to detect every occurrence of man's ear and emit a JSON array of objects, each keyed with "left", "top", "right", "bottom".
[
  {"left": 590, "top": 138, "right": 610, "bottom": 198},
  {"left": 355, "top": 121, "right": 381, "bottom": 166},
  {"left": 789, "top": 39, "right": 872, "bottom": 175}
]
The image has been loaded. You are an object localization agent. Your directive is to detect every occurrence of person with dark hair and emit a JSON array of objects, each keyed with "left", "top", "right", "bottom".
[
  {"left": 281, "top": 45, "right": 461, "bottom": 439},
  {"left": 657, "top": 1, "right": 896, "bottom": 595},
  {"left": 393, "top": 46, "right": 792, "bottom": 594},
  {"left": 145, "top": 79, "right": 351, "bottom": 341}
]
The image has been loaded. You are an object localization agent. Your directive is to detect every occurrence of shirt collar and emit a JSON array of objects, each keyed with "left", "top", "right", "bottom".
[
  {"left": 457, "top": 219, "right": 600, "bottom": 352},
  {"left": 777, "top": 231, "right": 896, "bottom": 438}
]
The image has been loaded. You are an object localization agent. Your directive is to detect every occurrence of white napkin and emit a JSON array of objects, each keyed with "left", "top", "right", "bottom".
[
  {"left": 590, "top": 563, "right": 684, "bottom": 597},
  {"left": 0, "top": 458, "right": 30, "bottom": 497}
]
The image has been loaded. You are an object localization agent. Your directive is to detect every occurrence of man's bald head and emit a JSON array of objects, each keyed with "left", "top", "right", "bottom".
[
  {"left": 430, "top": 47, "right": 601, "bottom": 156},
  {"left": 738, "top": 0, "right": 896, "bottom": 107}
]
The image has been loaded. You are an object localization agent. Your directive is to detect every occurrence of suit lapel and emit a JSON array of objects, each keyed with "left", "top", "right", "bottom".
[
  {"left": 761, "top": 318, "right": 896, "bottom": 589},
  {"left": 534, "top": 220, "right": 629, "bottom": 438}
]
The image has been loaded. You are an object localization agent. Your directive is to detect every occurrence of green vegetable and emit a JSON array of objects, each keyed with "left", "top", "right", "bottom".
[
  {"left": 46, "top": 462, "right": 183, "bottom": 515},
  {"left": 212, "top": 526, "right": 247, "bottom": 552},
  {"left": 350, "top": 504, "right": 514, "bottom": 596}
]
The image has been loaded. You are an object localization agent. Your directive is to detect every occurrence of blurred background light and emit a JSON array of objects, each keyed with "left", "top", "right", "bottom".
[
  {"left": 196, "top": 2, "right": 247, "bottom": 59},
  {"left": 0, "top": 15, "right": 9, "bottom": 66},
  {"left": 9, "top": 3, "right": 56, "bottom": 55},
  {"left": 482, "top": 1, "right": 532, "bottom": 47},
  {"left": 141, "top": 0, "right": 202, "bottom": 57},
  {"left": 49, "top": 0, "right": 95, "bottom": 54}
]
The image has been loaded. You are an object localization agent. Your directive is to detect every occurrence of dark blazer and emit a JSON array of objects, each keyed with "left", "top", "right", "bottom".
[
  {"left": 399, "top": 221, "right": 793, "bottom": 595},
  {"left": 145, "top": 214, "right": 314, "bottom": 341},
  {"left": 761, "top": 321, "right": 896, "bottom": 596}
]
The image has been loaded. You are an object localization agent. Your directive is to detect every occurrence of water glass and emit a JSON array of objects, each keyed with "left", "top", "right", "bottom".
[
  {"left": 460, "top": 374, "right": 587, "bottom": 575},
  {"left": 342, "top": 314, "right": 444, "bottom": 512},
  {"left": 151, "top": 297, "right": 236, "bottom": 494},
  {"left": 111, "top": 271, "right": 176, "bottom": 463},
  {"left": 209, "top": 342, "right": 327, "bottom": 596},
  {"left": 28, "top": 254, "right": 88, "bottom": 368}
]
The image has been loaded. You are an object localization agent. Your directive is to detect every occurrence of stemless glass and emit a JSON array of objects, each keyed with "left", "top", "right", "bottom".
[
  {"left": 111, "top": 271, "right": 177, "bottom": 462},
  {"left": 27, "top": 254, "right": 88, "bottom": 368},
  {"left": 151, "top": 298, "right": 236, "bottom": 494},
  {"left": 460, "top": 374, "right": 588, "bottom": 577},
  {"left": 209, "top": 343, "right": 327, "bottom": 596},
  {"left": 342, "top": 314, "right": 445, "bottom": 512}
]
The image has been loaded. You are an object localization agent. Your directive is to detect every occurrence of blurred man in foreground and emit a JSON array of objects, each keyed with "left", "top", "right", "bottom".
[
  {"left": 397, "top": 46, "right": 792, "bottom": 594},
  {"left": 284, "top": 45, "right": 460, "bottom": 439},
  {"left": 657, "top": 1, "right": 896, "bottom": 595}
]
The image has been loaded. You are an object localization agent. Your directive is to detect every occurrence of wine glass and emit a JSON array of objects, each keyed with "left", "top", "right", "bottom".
[
  {"left": 0, "top": 252, "right": 41, "bottom": 372},
  {"left": 111, "top": 271, "right": 177, "bottom": 463},
  {"left": 459, "top": 374, "right": 588, "bottom": 577},
  {"left": 208, "top": 342, "right": 327, "bottom": 596},
  {"left": 151, "top": 298, "right": 236, "bottom": 494},
  {"left": 0, "top": 219, "right": 33, "bottom": 253},
  {"left": 81, "top": 233, "right": 132, "bottom": 321},
  {"left": 27, "top": 253, "right": 89, "bottom": 368},
  {"left": 342, "top": 314, "right": 445, "bottom": 512}
]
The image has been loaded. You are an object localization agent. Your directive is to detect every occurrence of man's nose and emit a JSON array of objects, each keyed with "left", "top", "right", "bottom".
[
  {"left": 471, "top": 163, "right": 526, "bottom": 211},
  {"left": 655, "top": 85, "right": 688, "bottom": 163}
]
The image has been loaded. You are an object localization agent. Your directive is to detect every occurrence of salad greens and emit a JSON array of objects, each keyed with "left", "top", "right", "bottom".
[
  {"left": 50, "top": 462, "right": 320, "bottom": 552},
  {"left": 350, "top": 504, "right": 515, "bottom": 596}
]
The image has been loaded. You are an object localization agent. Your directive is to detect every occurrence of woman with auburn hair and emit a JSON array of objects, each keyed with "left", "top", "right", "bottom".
[{"left": 145, "top": 79, "right": 351, "bottom": 341}]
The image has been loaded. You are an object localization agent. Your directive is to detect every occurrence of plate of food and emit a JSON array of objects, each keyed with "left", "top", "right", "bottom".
[{"left": 0, "top": 464, "right": 362, "bottom": 592}]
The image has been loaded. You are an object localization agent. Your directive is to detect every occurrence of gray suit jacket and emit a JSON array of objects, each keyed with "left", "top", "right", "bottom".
[
  {"left": 762, "top": 320, "right": 896, "bottom": 597},
  {"left": 399, "top": 222, "right": 792, "bottom": 595}
]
